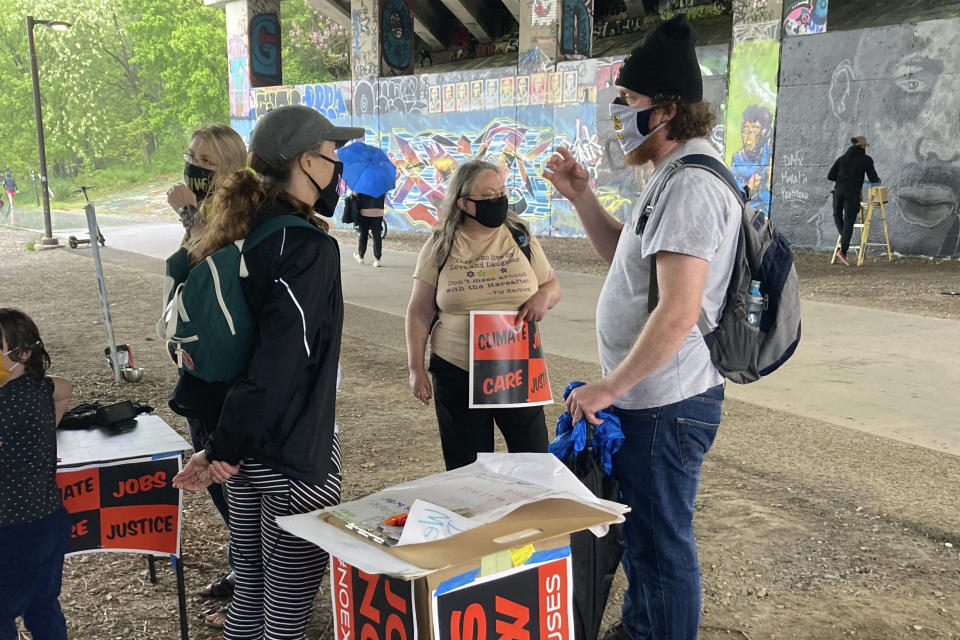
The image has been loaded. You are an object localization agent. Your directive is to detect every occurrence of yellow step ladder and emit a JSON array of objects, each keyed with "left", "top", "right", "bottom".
[{"left": 831, "top": 185, "right": 893, "bottom": 266}]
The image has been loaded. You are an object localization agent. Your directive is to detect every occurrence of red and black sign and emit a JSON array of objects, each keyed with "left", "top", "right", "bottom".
[
  {"left": 56, "top": 456, "right": 181, "bottom": 556},
  {"left": 470, "top": 312, "right": 553, "bottom": 408},
  {"left": 332, "top": 556, "right": 417, "bottom": 640},
  {"left": 435, "top": 558, "right": 572, "bottom": 640}
]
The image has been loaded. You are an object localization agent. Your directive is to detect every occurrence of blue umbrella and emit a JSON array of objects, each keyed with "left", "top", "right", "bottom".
[{"left": 338, "top": 141, "right": 397, "bottom": 198}]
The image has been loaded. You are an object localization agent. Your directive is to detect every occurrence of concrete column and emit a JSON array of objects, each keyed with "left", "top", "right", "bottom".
[
  {"left": 351, "top": 0, "right": 380, "bottom": 79},
  {"left": 519, "top": 0, "right": 559, "bottom": 71},
  {"left": 559, "top": 0, "right": 594, "bottom": 60},
  {"left": 724, "top": 0, "right": 783, "bottom": 217},
  {"left": 225, "top": 0, "right": 282, "bottom": 119},
  {"left": 379, "top": 0, "right": 414, "bottom": 76}
]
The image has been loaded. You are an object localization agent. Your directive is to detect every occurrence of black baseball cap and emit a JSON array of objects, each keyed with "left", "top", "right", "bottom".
[{"left": 250, "top": 105, "right": 364, "bottom": 166}]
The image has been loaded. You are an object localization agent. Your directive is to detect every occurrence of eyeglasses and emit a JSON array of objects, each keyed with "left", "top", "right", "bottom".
[{"left": 183, "top": 152, "right": 218, "bottom": 168}]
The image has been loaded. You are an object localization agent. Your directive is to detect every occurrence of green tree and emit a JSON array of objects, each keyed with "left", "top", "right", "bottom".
[{"left": 282, "top": 0, "right": 350, "bottom": 84}]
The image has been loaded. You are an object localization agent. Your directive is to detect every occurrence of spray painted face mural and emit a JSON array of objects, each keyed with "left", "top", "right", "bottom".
[{"left": 832, "top": 20, "right": 960, "bottom": 256}]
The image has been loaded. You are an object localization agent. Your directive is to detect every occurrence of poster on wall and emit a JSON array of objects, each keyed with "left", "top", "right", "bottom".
[
  {"left": 56, "top": 455, "right": 182, "bottom": 556},
  {"left": 469, "top": 311, "right": 553, "bottom": 409}
]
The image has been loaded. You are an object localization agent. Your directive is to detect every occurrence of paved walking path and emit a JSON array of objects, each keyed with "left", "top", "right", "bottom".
[{"left": 81, "top": 222, "right": 960, "bottom": 458}]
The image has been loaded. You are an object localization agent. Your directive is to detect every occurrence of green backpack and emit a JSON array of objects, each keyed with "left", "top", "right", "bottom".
[{"left": 158, "top": 215, "right": 321, "bottom": 383}]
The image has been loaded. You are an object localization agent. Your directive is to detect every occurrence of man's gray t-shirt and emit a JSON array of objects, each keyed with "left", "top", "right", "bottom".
[{"left": 596, "top": 138, "right": 742, "bottom": 410}]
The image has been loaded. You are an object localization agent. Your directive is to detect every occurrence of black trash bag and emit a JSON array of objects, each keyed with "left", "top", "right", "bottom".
[{"left": 568, "top": 445, "right": 625, "bottom": 640}]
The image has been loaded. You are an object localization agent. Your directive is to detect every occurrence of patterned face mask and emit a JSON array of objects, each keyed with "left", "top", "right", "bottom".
[{"left": 609, "top": 97, "right": 667, "bottom": 156}]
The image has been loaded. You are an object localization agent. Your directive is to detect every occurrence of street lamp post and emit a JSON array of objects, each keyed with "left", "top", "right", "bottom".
[{"left": 26, "top": 15, "right": 70, "bottom": 246}]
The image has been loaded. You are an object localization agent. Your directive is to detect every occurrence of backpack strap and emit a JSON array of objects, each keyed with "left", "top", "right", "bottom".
[
  {"left": 644, "top": 155, "right": 746, "bottom": 331},
  {"left": 242, "top": 214, "right": 321, "bottom": 254}
]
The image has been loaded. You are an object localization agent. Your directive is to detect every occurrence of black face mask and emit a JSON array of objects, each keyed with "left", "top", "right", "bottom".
[
  {"left": 463, "top": 195, "right": 509, "bottom": 228},
  {"left": 302, "top": 155, "right": 343, "bottom": 217},
  {"left": 184, "top": 162, "right": 215, "bottom": 202}
]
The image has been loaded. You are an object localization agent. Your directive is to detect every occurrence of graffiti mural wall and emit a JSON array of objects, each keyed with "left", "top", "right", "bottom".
[
  {"left": 773, "top": 18, "right": 960, "bottom": 257},
  {"left": 229, "top": 45, "right": 728, "bottom": 238},
  {"left": 782, "top": 0, "right": 828, "bottom": 36},
  {"left": 725, "top": 39, "right": 780, "bottom": 216},
  {"left": 379, "top": 0, "right": 413, "bottom": 76},
  {"left": 249, "top": 11, "right": 282, "bottom": 86}
]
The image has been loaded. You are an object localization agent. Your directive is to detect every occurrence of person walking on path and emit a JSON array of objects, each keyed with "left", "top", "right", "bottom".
[
  {"left": 544, "top": 15, "right": 742, "bottom": 640},
  {"left": 352, "top": 191, "right": 387, "bottom": 267},
  {"left": 164, "top": 124, "right": 247, "bottom": 627},
  {"left": 172, "top": 105, "right": 363, "bottom": 640},
  {"left": 828, "top": 136, "right": 881, "bottom": 265},
  {"left": 4, "top": 170, "right": 17, "bottom": 219},
  {"left": 405, "top": 159, "right": 561, "bottom": 470},
  {"left": 0, "top": 308, "right": 73, "bottom": 640}
]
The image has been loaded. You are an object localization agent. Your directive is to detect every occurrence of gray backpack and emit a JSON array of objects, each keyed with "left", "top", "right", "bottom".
[{"left": 641, "top": 154, "right": 801, "bottom": 384}]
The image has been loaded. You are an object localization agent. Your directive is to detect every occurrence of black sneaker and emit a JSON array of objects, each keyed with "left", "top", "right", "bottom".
[{"left": 601, "top": 621, "right": 632, "bottom": 640}]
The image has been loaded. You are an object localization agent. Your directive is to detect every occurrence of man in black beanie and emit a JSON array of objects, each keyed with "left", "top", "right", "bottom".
[{"left": 545, "top": 14, "right": 742, "bottom": 640}]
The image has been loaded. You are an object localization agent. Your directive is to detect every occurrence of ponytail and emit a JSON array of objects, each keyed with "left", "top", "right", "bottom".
[{"left": 187, "top": 149, "right": 328, "bottom": 264}]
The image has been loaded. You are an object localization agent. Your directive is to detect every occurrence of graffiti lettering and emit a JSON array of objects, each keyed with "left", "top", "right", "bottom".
[
  {"left": 253, "top": 86, "right": 303, "bottom": 118},
  {"left": 250, "top": 13, "right": 281, "bottom": 86}
]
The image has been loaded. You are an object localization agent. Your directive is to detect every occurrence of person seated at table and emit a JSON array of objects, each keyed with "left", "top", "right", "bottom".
[{"left": 0, "top": 308, "right": 73, "bottom": 640}]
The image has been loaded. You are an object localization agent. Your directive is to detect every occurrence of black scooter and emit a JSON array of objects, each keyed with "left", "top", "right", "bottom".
[{"left": 67, "top": 185, "right": 106, "bottom": 249}]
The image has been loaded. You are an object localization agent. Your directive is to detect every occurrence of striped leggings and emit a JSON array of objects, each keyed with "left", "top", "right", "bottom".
[{"left": 225, "top": 436, "right": 341, "bottom": 640}]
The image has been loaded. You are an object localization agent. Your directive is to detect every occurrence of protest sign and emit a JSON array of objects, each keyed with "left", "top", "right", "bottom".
[
  {"left": 469, "top": 311, "right": 552, "bottom": 408},
  {"left": 56, "top": 454, "right": 182, "bottom": 556}
]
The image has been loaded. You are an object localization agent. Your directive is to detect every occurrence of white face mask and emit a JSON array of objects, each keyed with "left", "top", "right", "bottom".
[{"left": 609, "top": 97, "right": 667, "bottom": 156}]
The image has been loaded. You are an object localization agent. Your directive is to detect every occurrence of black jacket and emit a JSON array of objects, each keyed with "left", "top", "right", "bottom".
[
  {"left": 828, "top": 145, "right": 880, "bottom": 192},
  {"left": 205, "top": 196, "right": 343, "bottom": 485}
]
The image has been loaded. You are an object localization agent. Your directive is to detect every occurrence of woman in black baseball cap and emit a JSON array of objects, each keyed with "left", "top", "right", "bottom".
[{"left": 174, "top": 105, "right": 363, "bottom": 639}]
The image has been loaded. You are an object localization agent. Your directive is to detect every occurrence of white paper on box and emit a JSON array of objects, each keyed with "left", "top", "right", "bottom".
[
  {"left": 397, "top": 499, "right": 479, "bottom": 546},
  {"left": 276, "top": 452, "right": 629, "bottom": 578}
]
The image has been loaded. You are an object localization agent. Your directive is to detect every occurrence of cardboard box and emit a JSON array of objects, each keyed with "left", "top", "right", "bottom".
[{"left": 279, "top": 453, "right": 628, "bottom": 640}]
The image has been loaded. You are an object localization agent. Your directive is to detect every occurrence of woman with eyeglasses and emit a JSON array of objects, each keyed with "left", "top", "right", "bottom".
[
  {"left": 164, "top": 124, "right": 247, "bottom": 625},
  {"left": 167, "top": 125, "right": 247, "bottom": 241},
  {"left": 404, "top": 159, "right": 562, "bottom": 470},
  {"left": 171, "top": 106, "right": 363, "bottom": 639}
]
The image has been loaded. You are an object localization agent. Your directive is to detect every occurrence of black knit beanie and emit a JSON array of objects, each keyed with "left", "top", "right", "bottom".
[{"left": 615, "top": 14, "right": 702, "bottom": 102}]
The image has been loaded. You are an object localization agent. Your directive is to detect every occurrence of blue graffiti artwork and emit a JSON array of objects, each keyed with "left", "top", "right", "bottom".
[
  {"left": 561, "top": 0, "right": 593, "bottom": 57},
  {"left": 380, "top": 113, "right": 557, "bottom": 233},
  {"left": 381, "top": 0, "right": 413, "bottom": 72},
  {"left": 731, "top": 104, "right": 774, "bottom": 216},
  {"left": 250, "top": 13, "right": 281, "bottom": 86},
  {"left": 300, "top": 83, "right": 350, "bottom": 120}
]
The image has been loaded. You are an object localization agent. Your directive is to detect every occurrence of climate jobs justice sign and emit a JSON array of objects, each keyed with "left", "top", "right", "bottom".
[
  {"left": 469, "top": 311, "right": 553, "bottom": 409},
  {"left": 56, "top": 455, "right": 182, "bottom": 556}
]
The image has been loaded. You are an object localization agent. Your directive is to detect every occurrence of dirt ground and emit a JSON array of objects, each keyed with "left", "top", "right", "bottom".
[{"left": 2, "top": 226, "right": 959, "bottom": 640}]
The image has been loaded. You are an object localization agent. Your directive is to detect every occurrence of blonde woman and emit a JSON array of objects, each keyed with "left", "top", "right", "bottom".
[
  {"left": 166, "top": 125, "right": 247, "bottom": 241},
  {"left": 164, "top": 125, "right": 247, "bottom": 620},
  {"left": 405, "top": 159, "right": 561, "bottom": 470}
]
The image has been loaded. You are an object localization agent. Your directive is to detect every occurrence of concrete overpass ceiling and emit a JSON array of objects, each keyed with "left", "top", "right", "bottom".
[
  {"left": 303, "top": 0, "right": 350, "bottom": 27},
  {"left": 437, "top": 0, "right": 512, "bottom": 42}
]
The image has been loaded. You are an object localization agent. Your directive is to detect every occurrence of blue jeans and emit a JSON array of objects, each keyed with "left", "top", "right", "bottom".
[
  {"left": 612, "top": 385, "right": 723, "bottom": 640},
  {"left": 0, "top": 506, "right": 71, "bottom": 640}
]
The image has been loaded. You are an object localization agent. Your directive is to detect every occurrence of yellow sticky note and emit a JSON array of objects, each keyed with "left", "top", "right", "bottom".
[
  {"left": 509, "top": 544, "right": 536, "bottom": 567},
  {"left": 480, "top": 551, "right": 512, "bottom": 577}
]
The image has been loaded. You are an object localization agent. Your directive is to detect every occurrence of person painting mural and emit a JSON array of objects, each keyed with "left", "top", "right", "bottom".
[{"left": 828, "top": 135, "right": 880, "bottom": 265}]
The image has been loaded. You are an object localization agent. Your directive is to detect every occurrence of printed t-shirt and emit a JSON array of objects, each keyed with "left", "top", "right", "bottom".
[{"left": 414, "top": 225, "right": 554, "bottom": 371}]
